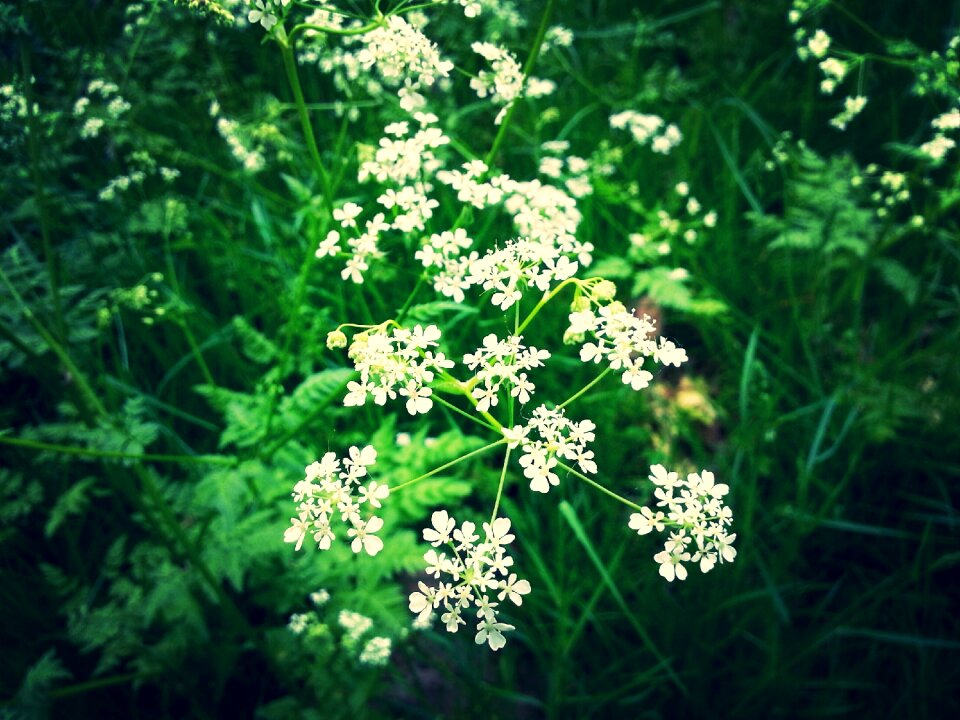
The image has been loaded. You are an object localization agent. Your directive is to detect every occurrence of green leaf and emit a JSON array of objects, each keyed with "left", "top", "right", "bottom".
[
  {"left": 45, "top": 477, "right": 99, "bottom": 538},
  {"left": 232, "top": 316, "right": 277, "bottom": 364}
]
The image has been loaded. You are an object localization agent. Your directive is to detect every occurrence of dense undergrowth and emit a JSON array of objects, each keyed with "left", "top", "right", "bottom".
[{"left": 1, "top": 0, "right": 958, "bottom": 718}]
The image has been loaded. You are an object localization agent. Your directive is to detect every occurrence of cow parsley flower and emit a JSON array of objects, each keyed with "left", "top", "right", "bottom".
[
  {"left": 342, "top": 324, "right": 454, "bottom": 415},
  {"left": 283, "top": 445, "right": 388, "bottom": 557},
  {"left": 629, "top": 464, "right": 736, "bottom": 581},
  {"left": 408, "top": 512, "right": 530, "bottom": 651},
  {"left": 463, "top": 334, "right": 550, "bottom": 411},
  {"left": 509, "top": 406, "right": 597, "bottom": 493},
  {"left": 567, "top": 301, "right": 687, "bottom": 390}
]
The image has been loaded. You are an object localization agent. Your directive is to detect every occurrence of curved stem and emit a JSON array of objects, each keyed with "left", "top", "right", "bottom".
[
  {"left": 389, "top": 439, "right": 506, "bottom": 493},
  {"left": 557, "top": 460, "right": 644, "bottom": 513},
  {"left": 288, "top": 19, "right": 382, "bottom": 43}
]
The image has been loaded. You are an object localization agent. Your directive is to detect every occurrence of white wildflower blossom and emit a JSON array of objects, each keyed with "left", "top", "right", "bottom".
[
  {"left": 409, "top": 512, "right": 529, "bottom": 651},
  {"left": 807, "top": 29, "right": 831, "bottom": 58},
  {"left": 629, "top": 464, "right": 736, "bottom": 581},
  {"left": 567, "top": 301, "right": 687, "bottom": 390},
  {"left": 343, "top": 324, "right": 454, "bottom": 415},
  {"left": 465, "top": 236, "right": 579, "bottom": 311},
  {"left": 512, "top": 406, "right": 597, "bottom": 493},
  {"left": 359, "top": 636, "right": 392, "bottom": 666},
  {"left": 463, "top": 334, "right": 550, "bottom": 412},
  {"left": 919, "top": 135, "right": 955, "bottom": 160},
  {"left": 283, "top": 445, "right": 388, "bottom": 557},
  {"left": 356, "top": 16, "right": 453, "bottom": 100},
  {"left": 829, "top": 95, "right": 867, "bottom": 131},
  {"left": 610, "top": 110, "right": 682, "bottom": 154}
]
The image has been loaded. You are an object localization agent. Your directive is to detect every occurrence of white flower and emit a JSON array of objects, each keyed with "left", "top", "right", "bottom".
[
  {"left": 412, "top": 513, "right": 528, "bottom": 651},
  {"left": 284, "top": 445, "right": 388, "bottom": 557},
  {"left": 315, "top": 230, "right": 341, "bottom": 258},
  {"left": 349, "top": 515, "right": 385, "bottom": 556},
  {"left": 333, "top": 202, "right": 363, "bottom": 228},
  {"left": 630, "top": 464, "right": 736, "bottom": 581},
  {"left": 476, "top": 618, "right": 514, "bottom": 650},
  {"left": 423, "top": 510, "right": 455, "bottom": 546},
  {"left": 248, "top": 0, "right": 277, "bottom": 31}
]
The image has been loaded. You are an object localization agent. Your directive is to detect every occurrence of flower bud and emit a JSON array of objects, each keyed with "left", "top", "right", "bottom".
[
  {"left": 593, "top": 279, "right": 617, "bottom": 302},
  {"left": 326, "top": 329, "right": 348, "bottom": 349}
]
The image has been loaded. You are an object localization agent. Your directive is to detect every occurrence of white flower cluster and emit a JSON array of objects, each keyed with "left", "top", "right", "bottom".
[
  {"left": 629, "top": 464, "right": 736, "bottom": 581},
  {"left": 283, "top": 445, "right": 389, "bottom": 556},
  {"left": 470, "top": 42, "right": 524, "bottom": 106},
  {"left": 357, "top": 16, "right": 454, "bottom": 111},
  {"left": 463, "top": 334, "right": 550, "bottom": 411},
  {"left": 344, "top": 324, "right": 454, "bottom": 415},
  {"left": 359, "top": 115, "right": 449, "bottom": 185},
  {"left": 505, "top": 406, "right": 597, "bottom": 493},
  {"left": 538, "top": 145, "right": 593, "bottom": 199},
  {"left": 210, "top": 100, "right": 265, "bottom": 172},
  {"left": 567, "top": 301, "right": 687, "bottom": 390},
  {"left": 503, "top": 178, "right": 588, "bottom": 260},
  {"left": 470, "top": 42, "right": 554, "bottom": 124},
  {"left": 466, "top": 236, "right": 579, "bottom": 311},
  {"left": 248, "top": 0, "right": 286, "bottom": 31},
  {"left": 829, "top": 95, "right": 867, "bottom": 131},
  {"left": 73, "top": 79, "right": 131, "bottom": 140},
  {"left": 415, "top": 228, "right": 476, "bottom": 302},
  {"left": 436, "top": 159, "right": 504, "bottom": 208},
  {"left": 920, "top": 107, "right": 959, "bottom": 161},
  {"left": 610, "top": 111, "right": 682, "bottom": 154},
  {"left": 408, "top": 511, "right": 531, "bottom": 650}
]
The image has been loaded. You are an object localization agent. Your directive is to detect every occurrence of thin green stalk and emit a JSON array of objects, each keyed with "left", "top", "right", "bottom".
[
  {"left": 483, "top": 0, "right": 558, "bottom": 169},
  {"left": 278, "top": 33, "right": 332, "bottom": 198},
  {"left": 0, "top": 435, "right": 237, "bottom": 465},
  {"left": 557, "top": 461, "right": 644, "bottom": 512},
  {"left": 558, "top": 367, "right": 612, "bottom": 409},
  {"left": 20, "top": 47, "right": 64, "bottom": 341},
  {"left": 0, "top": 264, "right": 106, "bottom": 417},
  {"left": 516, "top": 278, "right": 578, "bottom": 334},
  {"left": 490, "top": 445, "right": 512, "bottom": 523},
  {"left": 389, "top": 439, "right": 505, "bottom": 493},
  {"left": 438, "top": 370, "right": 503, "bottom": 430},
  {"left": 288, "top": 19, "right": 382, "bottom": 43},
  {"left": 432, "top": 394, "right": 500, "bottom": 432},
  {"left": 163, "top": 225, "right": 216, "bottom": 387}
]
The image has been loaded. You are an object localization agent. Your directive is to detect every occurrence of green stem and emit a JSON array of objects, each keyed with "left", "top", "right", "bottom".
[
  {"left": 490, "top": 446, "right": 512, "bottom": 523},
  {"left": 432, "top": 394, "right": 500, "bottom": 432},
  {"left": 163, "top": 226, "right": 216, "bottom": 387},
  {"left": 558, "top": 367, "right": 613, "bottom": 409},
  {"left": 389, "top": 439, "right": 505, "bottom": 493},
  {"left": 482, "top": 0, "right": 558, "bottom": 170},
  {"left": 288, "top": 19, "right": 382, "bottom": 43},
  {"left": 279, "top": 32, "right": 332, "bottom": 199},
  {"left": 20, "top": 47, "right": 64, "bottom": 341},
  {"left": 557, "top": 461, "right": 644, "bottom": 512},
  {"left": 0, "top": 264, "right": 106, "bottom": 417},
  {"left": 0, "top": 435, "right": 236, "bottom": 465},
  {"left": 516, "top": 278, "right": 578, "bottom": 334},
  {"left": 438, "top": 370, "right": 503, "bottom": 430}
]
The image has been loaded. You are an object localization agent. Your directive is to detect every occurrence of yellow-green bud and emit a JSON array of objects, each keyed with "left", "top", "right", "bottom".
[
  {"left": 593, "top": 279, "right": 617, "bottom": 302},
  {"left": 326, "top": 329, "right": 348, "bottom": 349}
]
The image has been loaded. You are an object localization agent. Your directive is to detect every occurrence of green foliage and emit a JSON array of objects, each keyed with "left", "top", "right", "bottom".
[{"left": 0, "top": 0, "right": 957, "bottom": 718}]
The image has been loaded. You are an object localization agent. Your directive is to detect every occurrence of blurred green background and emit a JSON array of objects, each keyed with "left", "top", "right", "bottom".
[{"left": 1, "top": 0, "right": 958, "bottom": 718}]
